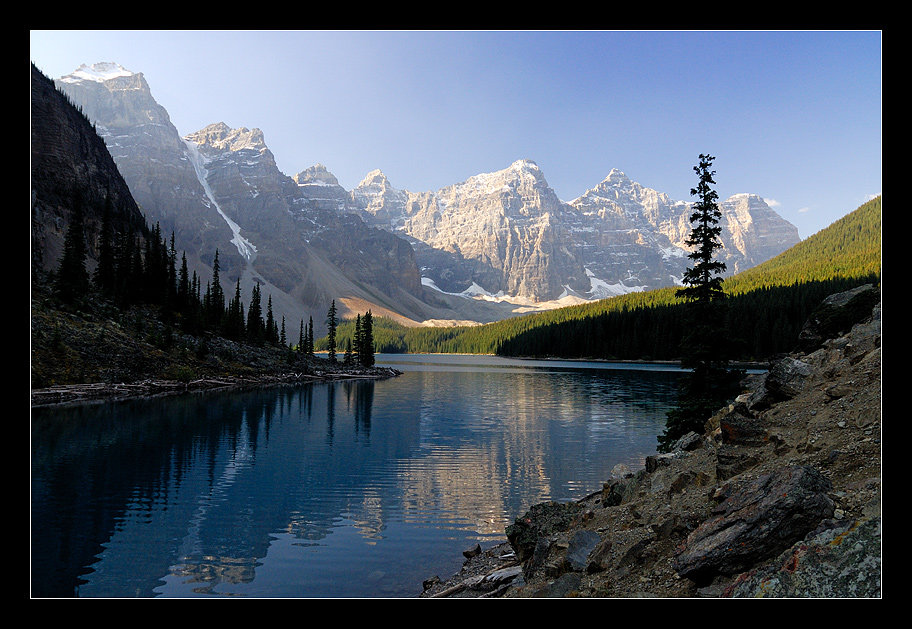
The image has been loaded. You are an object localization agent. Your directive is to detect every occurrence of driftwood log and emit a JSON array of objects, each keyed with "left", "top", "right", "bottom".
[{"left": 31, "top": 368, "right": 402, "bottom": 407}]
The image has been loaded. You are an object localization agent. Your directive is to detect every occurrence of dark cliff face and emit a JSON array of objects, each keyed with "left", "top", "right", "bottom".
[{"left": 30, "top": 64, "right": 146, "bottom": 277}]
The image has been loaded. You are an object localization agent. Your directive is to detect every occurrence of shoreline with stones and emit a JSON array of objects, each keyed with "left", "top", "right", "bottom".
[
  {"left": 420, "top": 286, "right": 882, "bottom": 598},
  {"left": 30, "top": 365, "right": 402, "bottom": 408}
]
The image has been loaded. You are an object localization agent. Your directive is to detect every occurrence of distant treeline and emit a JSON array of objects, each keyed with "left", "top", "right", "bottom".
[{"left": 339, "top": 196, "right": 881, "bottom": 362}]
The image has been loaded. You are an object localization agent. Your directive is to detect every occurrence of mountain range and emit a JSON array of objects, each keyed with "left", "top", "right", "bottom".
[{"left": 43, "top": 62, "right": 800, "bottom": 333}]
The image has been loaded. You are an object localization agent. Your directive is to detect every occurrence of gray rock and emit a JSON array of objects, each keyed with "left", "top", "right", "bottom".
[
  {"left": 566, "top": 530, "right": 602, "bottom": 571},
  {"left": 532, "top": 572, "right": 582, "bottom": 598},
  {"left": 506, "top": 500, "right": 583, "bottom": 565},
  {"left": 673, "top": 431, "right": 704, "bottom": 452},
  {"left": 766, "top": 357, "right": 813, "bottom": 399},
  {"left": 719, "top": 410, "right": 768, "bottom": 446},
  {"left": 610, "top": 463, "right": 634, "bottom": 480},
  {"left": 673, "top": 465, "right": 835, "bottom": 583},
  {"left": 715, "top": 444, "right": 763, "bottom": 480},
  {"left": 723, "top": 517, "right": 881, "bottom": 598},
  {"left": 798, "top": 284, "right": 880, "bottom": 351}
]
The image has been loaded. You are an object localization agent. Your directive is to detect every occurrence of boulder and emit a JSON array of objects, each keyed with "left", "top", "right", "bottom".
[
  {"left": 672, "top": 465, "right": 835, "bottom": 584},
  {"left": 722, "top": 517, "right": 881, "bottom": 598},
  {"left": 566, "top": 530, "right": 602, "bottom": 571},
  {"left": 797, "top": 284, "right": 880, "bottom": 352},
  {"left": 505, "top": 501, "right": 583, "bottom": 564},
  {"left": 745, "top": 356, "right": 813, "bottom": 411}
]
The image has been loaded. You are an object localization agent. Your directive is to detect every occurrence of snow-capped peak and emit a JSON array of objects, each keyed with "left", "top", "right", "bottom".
[
  {"left": 511, "top": 159, "right": 540, "bottom": 172},
  {"left": 59, "top": 62, "right": 134, "bottom": 84}
]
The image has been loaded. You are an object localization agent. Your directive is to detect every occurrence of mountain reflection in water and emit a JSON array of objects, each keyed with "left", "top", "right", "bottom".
[{"left": 31, "top": 355, "right": 684, "bottom": 598}]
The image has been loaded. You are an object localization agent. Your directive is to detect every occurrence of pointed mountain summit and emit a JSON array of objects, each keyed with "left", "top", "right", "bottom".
[
  {"left": 58, "top": 61, "right": 134, "bottom": 83},
  {"left": 186, "top": 122, "right": 271, "bottom": 155},
  {"left": 294, "top": 163, "right": 341, "bottom": 187}
]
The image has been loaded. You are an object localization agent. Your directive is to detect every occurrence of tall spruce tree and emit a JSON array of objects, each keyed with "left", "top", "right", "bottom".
[
  {"left": 165, "top": 233, "right": 177, "bottom": 315},
  {"left": 113, "top": 230, "right": 137, "bottom": 307},
  {"left": 326, "top": 300, "right": 338, "bottom": 362},
  {"left": 353, "top": 314, "right": 363, "bottom": 365},
  {"left": 176, "top": 252, "right": 190, "bottom": 317},
  {"left": 207, "top": 250, "right": 225, "bottom": 330},
  {"left": 224, "top": 279, "right": 245, "bottom": 340},
  {"left": 361, "top": 310, "right": 375, "bottom": 367},
  {"left": 265, "top": 295, "right": 277, "bottom": 344},
  {"left": 658, "top": 154, "right": 743, "bottom": 452},
  {"left": 307, "top": 317, "right": 315, "bottom": 356},
  {"left": 343, "top": 338, "right": 353, "bottom": 365},
  {"left": 247, "top": 283, "right": 264, "bottom": 344}
]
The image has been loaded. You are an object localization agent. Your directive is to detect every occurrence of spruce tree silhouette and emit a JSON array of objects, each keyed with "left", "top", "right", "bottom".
[{"left": 658, "top": 155, "right": 743, "bottom": 452}]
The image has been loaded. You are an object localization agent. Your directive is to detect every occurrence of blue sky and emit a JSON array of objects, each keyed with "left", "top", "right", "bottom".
[{"left": 30, "top": 30, "right": 881, "bottom": 239}]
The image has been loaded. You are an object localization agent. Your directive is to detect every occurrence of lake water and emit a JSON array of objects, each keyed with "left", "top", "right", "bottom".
[{"left": 31, "top": 354, "right": 687, "bottom": 598}]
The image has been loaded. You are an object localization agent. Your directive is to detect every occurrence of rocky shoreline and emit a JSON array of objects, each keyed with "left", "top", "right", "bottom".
[
  {"left": 30, "top": 366, "right": 402, "bottom": 408},
  {"left": 30, "top": 297, "right": 402, "bottom": 407},
  {"left": 420, "top": 286, "right": 882, "bottom": 598}
]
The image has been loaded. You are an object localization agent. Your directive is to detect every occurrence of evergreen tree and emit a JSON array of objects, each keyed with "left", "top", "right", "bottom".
[
  {"left": 143, "top": 222, "right": 167, "bottom": 305},
  {"left": 247, "top": 283, "right": 264, "bottom": 344},
  {"left": 298, "top": 319, "right": 306, "bottom": 354},
  {"left": 207, "top": 250, "right": 225, "bottom": 330},
  {"left": 265, "top": 295, "right": 277, "bottom": 344},
  {"left": 353, "top": 314, "right": 363, "bottom": 365},
  {"left": 54, "top": 191, "right": 90, "bottom": 304},
  {"left": 361, "top": 310, "right": 375, "bottom": 367},
  {"left": 166, "top": 233, "right": 177, "bottom": 313},
  {"left": 176, "top": 252, "right": 190, "bottom": 317},
  {"left": 113, "top": 230, "right": 134, "bottom": 306},
  {"left": 131, "top": 237, "right": 144, "bottom": 304},
  {"left": 658, "top": 155, "right": 743, "bottom": 452},
  {"left": 326, "top": 300, "right": 338, "bottom": 362},
  {"left": 307, "top": 317, "right": 315, "bottom": 356},
  {"left": 224, "top": 279, "right": 245, "bottom": 340},
  {"left": 343, "top": 338, "right": 353, "bottom": 365}
]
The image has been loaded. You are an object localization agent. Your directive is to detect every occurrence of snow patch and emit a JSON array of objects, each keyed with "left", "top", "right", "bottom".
[
  {"left": 585, "top": 267, "right": 645, "bottom": 299},
  {"left": 660, "top": 246, "right": 687, "bottom": 259},
  {"left": 182, "top": 138, "right": 258, "bottom": 262},
  {"left": 59, "top": 62, "right": 133, "bottom": 83},
  {"left": 422, "top": 277, "right": 503, "bottom": 299}
]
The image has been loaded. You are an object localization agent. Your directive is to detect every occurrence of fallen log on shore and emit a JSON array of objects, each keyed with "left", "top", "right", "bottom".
[{"left": 31, "top": 368, "right": 402, "bottom": 408}]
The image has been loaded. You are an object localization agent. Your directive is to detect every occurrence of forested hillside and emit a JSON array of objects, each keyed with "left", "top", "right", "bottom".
[{"left": 324, "top": 196, "right": 881, "bottom": 362}]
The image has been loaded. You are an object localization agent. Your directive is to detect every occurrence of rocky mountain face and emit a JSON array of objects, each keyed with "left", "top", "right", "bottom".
[
  {"left": 53, "top": 64, "right": 437, "bottom": 331},
  {"left": 50, "top": 62, "right": 801, "bottom": 326},
  {"left": 350, "top": 162, "right": 801, "bottom": 302},
  {"left": 30, "top": 64, "right": 147, "bottom": 278},
  {"left": 357, "top": 161, "right": 590, "bottom": 302}
]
